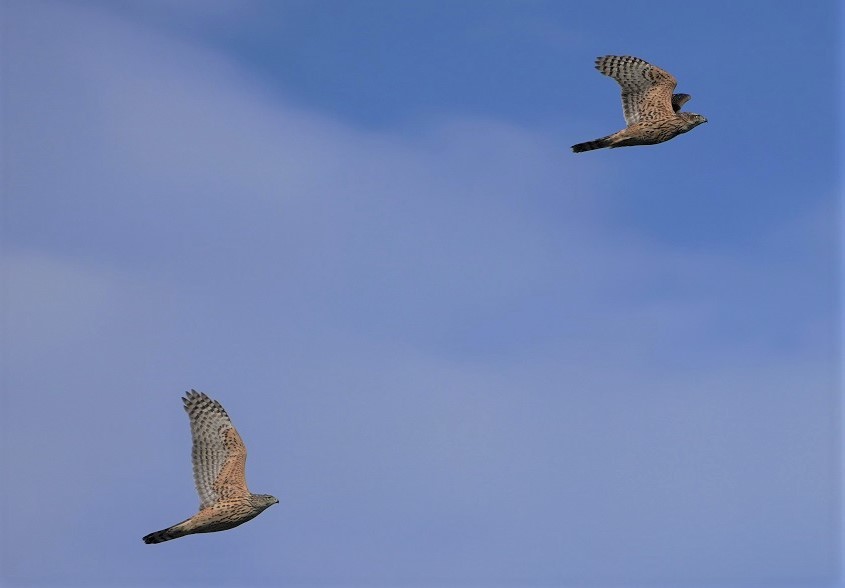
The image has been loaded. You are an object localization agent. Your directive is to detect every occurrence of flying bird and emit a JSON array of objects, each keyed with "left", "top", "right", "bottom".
[
  {"left": 143, "top": 390, "right": 278, "bottom": 544},
  {"left": 571, "top": 55, "right": 707, "bottom": 153}
]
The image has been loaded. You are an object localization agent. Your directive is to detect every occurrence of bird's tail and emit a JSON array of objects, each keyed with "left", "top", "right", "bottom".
[
  {"left": 143, "top": 524, "right": 188, "bottom": 544},
  {"left": 571, "top": 135, "right": 612, "bottom": 153}
]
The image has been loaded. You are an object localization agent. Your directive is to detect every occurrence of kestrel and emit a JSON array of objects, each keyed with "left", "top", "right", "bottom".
[
  {"left": 571, "top": 55, "right": 707, "bottom": 153},
  {"left": 143, "top": 390, "right": 278, "bottom": 544}
]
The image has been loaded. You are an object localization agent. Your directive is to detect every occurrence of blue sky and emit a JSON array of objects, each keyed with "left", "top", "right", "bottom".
[{"left": 0, "top": 1, "right": 840, "bottom": 586}]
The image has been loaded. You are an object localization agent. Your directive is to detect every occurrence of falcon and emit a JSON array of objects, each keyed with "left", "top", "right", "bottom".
[
  {"left": 143, "top": 391, "right": 278, "bottom": 544},
  {"left": 572, "top": 55, "right": 707, "bottom": 153}
]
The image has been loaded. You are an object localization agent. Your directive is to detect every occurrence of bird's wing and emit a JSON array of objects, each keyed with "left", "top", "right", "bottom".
[
  {"left": 595, "top": 55, "right": 677, "bottom": 126},
  {"left": 183, "top": 390, "right": 250, "bottom": 509},
  {"left": 672, "top": 93, "right": 692, "bottom": 112}
]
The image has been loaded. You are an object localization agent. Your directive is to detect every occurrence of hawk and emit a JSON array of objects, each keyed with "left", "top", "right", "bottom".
[
  {"left": 143, "top": 390, "right": 278, "bottom": 544},
  {"left": 571, "top": 55, "right": 707, "bottom": 153}
]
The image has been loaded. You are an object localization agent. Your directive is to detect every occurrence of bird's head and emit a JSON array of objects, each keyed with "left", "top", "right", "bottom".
[
  {"left": 252, "top": 494, "right": 280, "bottom": 510},
  {"left": 681, "top": 112, "right": 708, "bottom": 127}
]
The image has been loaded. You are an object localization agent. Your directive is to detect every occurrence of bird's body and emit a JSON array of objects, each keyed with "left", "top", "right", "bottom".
[
  {"left": 143, "top": 391, "right": 278, "bottom": 544},
  {"left": 143, "top": 494, "right": 277, "bottom": 544},
  {"left": 572, "top": 55, "right": 707, "bottom": 153}
]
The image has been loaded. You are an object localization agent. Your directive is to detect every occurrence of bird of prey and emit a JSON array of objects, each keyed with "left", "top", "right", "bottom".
[
  {"left": 143, "top": 390, "right": 278, "bottom": 544},
  {"left": 571, "top": 55, "right": 707, "bottom": 153}
]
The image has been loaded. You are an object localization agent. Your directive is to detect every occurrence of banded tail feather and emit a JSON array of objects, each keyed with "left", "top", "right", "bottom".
[
  {"left": 571, "top": 135, "right": 612, "bottom": 153},
  {"left": 143, "top": 523, "right": 189, "bottom": 544}
]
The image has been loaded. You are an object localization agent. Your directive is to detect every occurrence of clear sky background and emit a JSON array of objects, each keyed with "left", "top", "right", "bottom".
[{"left": 1, "top": 1, "right": 841, "bottom": 586}]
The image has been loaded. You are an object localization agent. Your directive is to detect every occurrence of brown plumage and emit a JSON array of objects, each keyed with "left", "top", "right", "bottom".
[
  {"left": 143, "top": 391, "right": 278, "bottom": 544},
  {"left": 572, "top": 55, "right": 707, "bottom": 153}
]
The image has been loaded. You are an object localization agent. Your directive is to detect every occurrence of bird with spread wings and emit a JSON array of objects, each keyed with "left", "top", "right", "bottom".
[
  {"left": 572, "top": 55, "right": 707, "bottom": 153},
  {"left": 143, "top": 391, "right": 278, "bottom": 544}
]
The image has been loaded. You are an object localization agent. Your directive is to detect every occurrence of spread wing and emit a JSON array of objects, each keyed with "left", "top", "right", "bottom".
[
  {"left": 183, "top": 390, "right": 250, "bottom": 509},
  {"left": 595, "top": 55, "right": 677, "bottom": 126}
]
